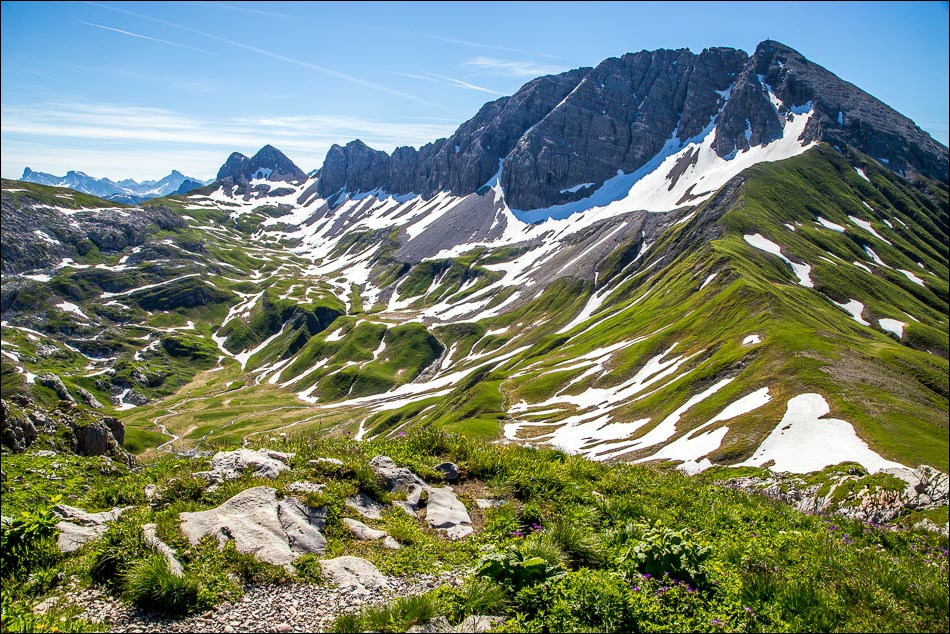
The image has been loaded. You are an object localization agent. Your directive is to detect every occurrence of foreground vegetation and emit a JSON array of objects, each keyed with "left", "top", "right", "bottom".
[{"left": 1, "top": 428, "right": 947, "bottom": 633}]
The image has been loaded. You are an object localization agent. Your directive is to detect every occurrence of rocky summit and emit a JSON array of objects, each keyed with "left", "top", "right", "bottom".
[{"left": 0, "top": 37, "right": 947, "bottom": 633}]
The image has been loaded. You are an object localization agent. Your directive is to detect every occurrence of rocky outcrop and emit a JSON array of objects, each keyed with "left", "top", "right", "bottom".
[
  {"left": 1, "top": 398, "right": 37, "bottom": 452},
  {"left": 315, "top": 69, "right": 590, "bottom": 202},
  {"left": 36, "top": 374, "right": 75, "bottom": 403},
  {"left": 0, "top": 397, "right": 127, "bottom": 459},
  {"left": 749, "top": 40, "right": 948, "bottom": 182},
  {"left": 179, "top": 486, "right": 326, "bottom": 569},
  {"left": 0, "top": 191, "right": 186, "bottom": 274},
  {"left": 196, "top": 448, "right": 294, "bottom": 482},
  {"left": 725, "top": 464, "right": 949, "bottom": 532},
  {"left": 369, "top": 455, "right": 473, "bottom": 539},
  {"left": 53, "top": 504, "right": 129, "bottom": 553}
]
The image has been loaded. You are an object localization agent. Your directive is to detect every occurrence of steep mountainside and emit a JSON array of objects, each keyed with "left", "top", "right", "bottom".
[{"left": 1, "top": 40, "right": 947, "bottom": 487}]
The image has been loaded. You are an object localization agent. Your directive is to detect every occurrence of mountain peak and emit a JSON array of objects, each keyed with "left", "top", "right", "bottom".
[{"left": 215, "top": 145, "right": 306, "bottom": 187}]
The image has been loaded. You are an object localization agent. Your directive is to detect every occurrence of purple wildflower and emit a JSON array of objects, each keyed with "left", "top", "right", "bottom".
[
  {"left": 632, "top": 585, "right": 640, "bottom": 592},
  {"left": 642, "top": 573, "right": 652, "bottom": 579},
  {"left": 397, "top": 431, "right": 406, "bottom": 437}
]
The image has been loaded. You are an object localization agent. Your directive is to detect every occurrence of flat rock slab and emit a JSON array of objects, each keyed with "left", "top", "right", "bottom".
[
  {"left": 286, "top": 481, "right": 325, "bottom": 494},
  {"left": 179, "top": 486, "right": 325, "bottom": 569},
  {"left": 346, "top": 492, "right": 386, "bottom": 520},
  {"left": 319, "top": 556, "right": 388, "bottom": 589},
  {"left": 343, "top": 518, "right": 388, "bottom": 541},
  {"left": 425, "top": 487, "right": 473, "bottom": 540},
  {"left": 208, "top": 449, "right": 293, "bottom": 481},
  {"left": 53, "top": 505, "right": 129, "bottom": 553}
]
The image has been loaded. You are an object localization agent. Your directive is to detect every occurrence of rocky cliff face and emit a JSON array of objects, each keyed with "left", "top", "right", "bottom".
[
  {"left": 0, "top": 192, "right": 185, "bottom": 275},
  {"left": 748, "top": 40, "right": 949, "bottom": 182},
  {"left": 311, "top": 40, "right": 948, "bottom": 212},
  {"left": 315, "top": 69, "right": 591, "bottom": 202}
]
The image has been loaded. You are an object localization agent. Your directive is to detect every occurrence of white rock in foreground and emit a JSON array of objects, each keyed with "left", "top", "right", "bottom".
[
  {"left": 179, "top": 486, "right": 325, "bottom": 569},
  {"left": 203, "top": 448, "right": 294, "bottom": 481},
  {"left": 319, "top": 556, "right": 389, "bottom": 589}
]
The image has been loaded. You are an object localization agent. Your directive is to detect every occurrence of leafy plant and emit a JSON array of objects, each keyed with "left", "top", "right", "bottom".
[
  {"left": 0, "top": 501, "right": 61, "bottom": 581},
  {"left": 476, "top": 539, "right": 566, "bottom": 591},
  {"left": 619, "top": 520, "right": 711, "bottom": 586}
]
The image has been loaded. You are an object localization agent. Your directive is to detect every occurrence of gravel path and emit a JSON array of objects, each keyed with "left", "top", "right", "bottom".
[{"left": 66, "top": 571, "right": 464, "bottom": 632}]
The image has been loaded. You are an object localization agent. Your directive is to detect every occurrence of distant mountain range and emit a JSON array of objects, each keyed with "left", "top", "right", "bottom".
[{"left": 19, "top": 167, "right": 211, "bottom": 204}]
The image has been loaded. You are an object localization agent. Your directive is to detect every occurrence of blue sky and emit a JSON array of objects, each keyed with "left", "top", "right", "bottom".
[{"left": 2, "top": 1, "right": 947, "bottom": 181}]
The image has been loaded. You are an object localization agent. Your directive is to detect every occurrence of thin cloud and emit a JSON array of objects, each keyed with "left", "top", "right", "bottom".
[
  {"left": 82, "top": 2, "right": 445, "bottom": 109},
  {"left": 80, "top": 21, "right": 218, "bottom": 55},
  {"left": 1, "top": 101, "right": 459, "bottom": 174},
  {"left": 466, "top": 57, "right": 568, "bottom": 77},
  {"left": 192, "top": 1, "right": 300, "bottom": 20},
  {"left": 396, "top": 71, "right": 505, "bottom": 96},
  {"left": 425, "top": 35, "right": 561, "bottom": 60}
]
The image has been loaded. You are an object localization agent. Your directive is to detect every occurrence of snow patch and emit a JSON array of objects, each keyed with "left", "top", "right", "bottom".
[
  {"left": 831, "top": 299, "right": 869, "bottom": 326},
  {"left": 897, "top": 269, "right": 925, "bottom": 287},
  {"left": 878, "top": 318, "right": 905, "bottom": 338},
  {"left": 816, "top": 217, "right": 845, "bottom": 233},
  {"left": 743, "top": 234, "right": 813, "bottom": 287},
  {"left": 739, "top": 393, "right": 905, "bottom": 474}
]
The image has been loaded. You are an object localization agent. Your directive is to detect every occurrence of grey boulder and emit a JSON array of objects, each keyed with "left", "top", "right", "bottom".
[
  {"left": 207, "top": 448, "right": 293, "bottom": 480},
  {"left": 319, "top": 556, "right": 389, "bottom": 589},
  {"left": 53, "top": 504, "right": 128, "bottom": 553},
  {"left": 179, "top": 486, "right": 325, "bottom": 569}
]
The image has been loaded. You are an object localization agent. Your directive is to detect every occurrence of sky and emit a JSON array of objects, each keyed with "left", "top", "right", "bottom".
[{"left": 1, "top": 1, "right": 948, "bottom": 182}]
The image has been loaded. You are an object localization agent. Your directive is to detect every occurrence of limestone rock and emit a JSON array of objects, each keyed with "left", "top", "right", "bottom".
[
  {"left": 346, "top": 492, "right": 386, "bottom": 520},
  {"left": 457, "top": 615, "right": 505, "bottom": 633},
  {"left": 369, "top": 455, "right": 427, "bottom": 507},
  {"left": 209, "top": 448, "right": 292, "bottom": 480},
  {"left": 142, "top": 523, "right": 184, "bottom": 577},
  {"left": 343, "top": 518, "right": 388, "bottom": 541},
  {"left": 407, "top": 616, "right": 453, "bottom": 633},
  {"left": 53, "top": 504, "right": 129, "bottom": 553},
  {"left": 76, "top": 387, "right": 104, "bottom": 409},
  {"left": 319, "top": 556, "right": 388, "bottom": 589},
  {"left": 1, "top": 398, "right": 37, "bottom": 452},
  {"left": 286, "top": 481, "right": 325, "bottom": 494},
  {"left": 36, "top": 374, "right": 75, "bottom": 403},
  {"left": 179, "top": 486, "right": 326, "bottom": 569},
  {"left": 425, "top": 487, "right": 474, "bottom": 540}
]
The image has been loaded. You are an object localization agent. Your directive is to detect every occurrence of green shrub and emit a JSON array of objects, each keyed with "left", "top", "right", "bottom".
[
  {"left": 89, "top": 513, "right": 149, "bottom": 588},
  {"left": 293, "top": 553, "right": 325, "bottom": 584},
  {"left": 122, "top": 554, "right": 203, "bottom": 615},
  {"left": 476, "top": 538, "right": 566, "bottom": 592},
  {"left": 0, "top": 503, "right": 60, "bottom": 581},
  {"left": 221, "top": 541, "right": 293, "bottom": 585},
  {"left": 436, "top": 576, "right": 509, "bottom": 624},
  {"left": 545, "top": 519, "right": 606, "bottom": 569},
  {"left": 619, "top": 520, "right": 711, "bottom": 586},
  {"left": 330, "top": 593, "right": 438, "bottom": 633}
]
